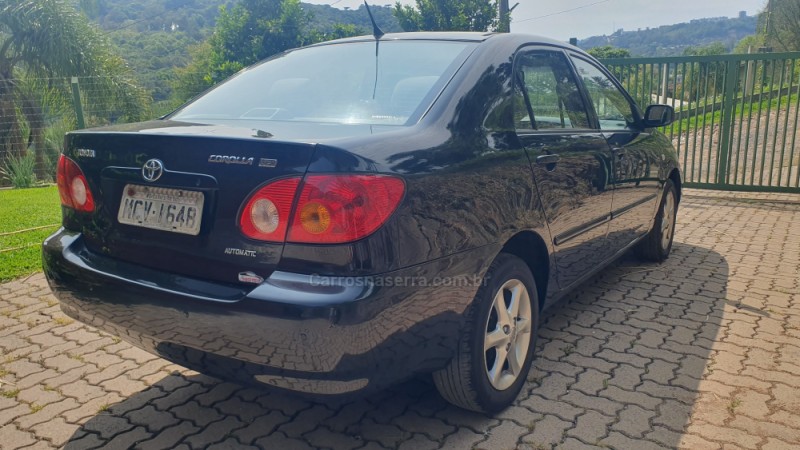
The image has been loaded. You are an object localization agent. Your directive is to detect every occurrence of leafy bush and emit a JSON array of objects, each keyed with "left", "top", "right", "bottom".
[
  {"left": 0, "top": 152, "right": 37, "bottom": 189},
  {"left": 43, "top": 116, "right": 76, "bottom": 181}
]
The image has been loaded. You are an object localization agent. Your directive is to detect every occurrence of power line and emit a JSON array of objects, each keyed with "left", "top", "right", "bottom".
[
  {"left": 101, "top": 16, "right": 157, "bottom": 35},
  {"left": 515, "top": 0, "right": 613, "bottom": 24}
]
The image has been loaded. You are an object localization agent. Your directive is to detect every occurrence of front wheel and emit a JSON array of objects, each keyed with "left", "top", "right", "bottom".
[
  {"left": 433, "top": 253, "right": 539, "bottom": 414},
  {"left": 636, "top": 179, "right": 678, "bottom": 262}
]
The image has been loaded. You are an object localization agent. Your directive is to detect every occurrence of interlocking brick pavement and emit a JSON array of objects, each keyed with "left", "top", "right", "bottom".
[{"left": 0, "top": 190, "right": 799, "bottom": 449}]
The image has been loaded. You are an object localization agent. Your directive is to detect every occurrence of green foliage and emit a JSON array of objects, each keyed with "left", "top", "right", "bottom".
[
  {"left": 174, "top": 0, "right": 316, "bottom": 96},
  {"left": 72, "top": 1, "right": 401, "bottom": 103},
  {"left": 683, "top": 42, "right": 728, "bottom": 56},
  {"left": 0, "top": 0, "right": 149, "bottom": 181},
  {"left": 171, "top": 0, "right": 366, "bottom": 103},
  {"left": 580, "top": 16, "right": 758, "bottom": 57},
  {"left": 0, "top": 152, "right": 36, "bottom": 188},
  {"left": 762, "top": 0, "right": 800, "bottom": 51},
  {"left": 308, "top": 23, "right": 363, "bottom": 43},
  {"left": 303, "top": 3, "right": 400, "bottom": 33},
  {"left": 171, "top": 42, "right": 216, "bottom": 106},
  {"left": 78, "top": 0, "right": 221, "bottom": 40},
  {"left": 393, "top": 0, "right": 498, "bottom": 32},
  {"left": 734, "top": 34, "right": 766, "bottom": 54},
  {"left": 110, "top": 29, "right": 198, "bottom": 102},
  {"left": 42, "top": 116, "right": 76, "bottom": 176},
  {"left": 587, "top": 46, "right": 631, "bottom": 59},
  {"left": 0, "top": 186, "right": 61, "bottom": 282}
]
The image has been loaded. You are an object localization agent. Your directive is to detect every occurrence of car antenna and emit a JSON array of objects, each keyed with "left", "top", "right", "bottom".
[
  {"left": 363, "top": 1, "right": 385, "bottom": 40},
  {"left": 363, "top": 1, "right": 384, "bottom": 99}
]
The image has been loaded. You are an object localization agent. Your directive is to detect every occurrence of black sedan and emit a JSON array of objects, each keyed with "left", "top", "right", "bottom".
[{"left": 43, "top": 32, "right": 680, "bottom": 414}]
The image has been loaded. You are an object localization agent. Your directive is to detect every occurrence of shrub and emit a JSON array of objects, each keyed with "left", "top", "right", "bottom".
[{"left": 0, "top": 152, "right": 37, "bottom": 189}]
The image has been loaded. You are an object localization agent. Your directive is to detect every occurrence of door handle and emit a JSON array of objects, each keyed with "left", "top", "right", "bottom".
[{"left": 536, "top": 154, "right": 560, "bottom": 166}]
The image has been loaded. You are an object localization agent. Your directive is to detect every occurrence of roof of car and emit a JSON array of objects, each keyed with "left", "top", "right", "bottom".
[
  {"left": 322, "top": 31, "right": 496, "bottom": 44},
  {"left": 315, "top": 32, "right": 572, "bottom": 49}
]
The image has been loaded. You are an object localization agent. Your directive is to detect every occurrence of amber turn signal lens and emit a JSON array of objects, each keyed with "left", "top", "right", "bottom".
[{"left": 299, "top": 202, "right": 331, "bottom": 235}]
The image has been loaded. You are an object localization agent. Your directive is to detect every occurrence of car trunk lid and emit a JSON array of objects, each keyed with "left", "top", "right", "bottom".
[{"left": 64, "top": 121, "right": 317, "bottom": 286}]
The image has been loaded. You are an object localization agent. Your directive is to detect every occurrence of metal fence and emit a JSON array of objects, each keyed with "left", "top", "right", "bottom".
[
  {"left": 603, "top": 52, "right": 800, "bottom": 193},
  {"left": 0, "top": 75, "right": 199, "bottom": 187},
  {"left": 5, "top": 55, "right": 800, "bottom": 193}
]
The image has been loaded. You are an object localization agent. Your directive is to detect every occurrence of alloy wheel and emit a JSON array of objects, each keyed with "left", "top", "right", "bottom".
[
  {"left": 661, "top": 190, "right": 676, "bottom": 251},
  {"left": 483, "top": 279, "right": 533, "bottom": 391}
]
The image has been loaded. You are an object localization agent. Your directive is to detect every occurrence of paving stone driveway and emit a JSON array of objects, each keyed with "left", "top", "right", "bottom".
[{"left": 1, "top": 191, "right": 799, "bottom": 450}]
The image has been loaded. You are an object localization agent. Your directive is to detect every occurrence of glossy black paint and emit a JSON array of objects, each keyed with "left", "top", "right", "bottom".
[{"left": 43, "top": 32, "right": 681, "bottom": 396}]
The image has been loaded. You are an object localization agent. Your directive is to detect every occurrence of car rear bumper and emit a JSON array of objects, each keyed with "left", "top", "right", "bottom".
[{"left": 42, "top": 229, "right": 496, "bottom": 395}]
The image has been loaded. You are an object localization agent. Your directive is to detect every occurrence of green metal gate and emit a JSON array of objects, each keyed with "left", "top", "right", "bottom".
[{"left": 602, "top": 52, "right": 800, "bottom": 193}]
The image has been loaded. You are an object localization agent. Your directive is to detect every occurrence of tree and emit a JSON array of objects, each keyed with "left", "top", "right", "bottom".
[
  {"left": 393, "top": 0, "right": 498, "bottom": 32},
  {"left": 734, "top": 34, "right": 766, "bottom": 54},
  {"left": 762, "top": 0, "right": 800, "bottom": 51},
  {"left": 587, "top": 46, "right": 631, "bottom": 59},
  {"left": 172, "top": 0, "right": 363, "bottom": 103},
  {"left": 682, "top": 42, "right": 728, "bottom": 56},
  {"left": 0, "top": 0, "right": 148, "bottom": 178},
  {"left": 682, "top": 42, "right": 728, "bottom": 102}
]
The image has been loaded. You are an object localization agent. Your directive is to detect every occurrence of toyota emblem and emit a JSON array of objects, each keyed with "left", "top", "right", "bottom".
[{"left": 142, "top": 159, "right": 164, "bottom": 182}]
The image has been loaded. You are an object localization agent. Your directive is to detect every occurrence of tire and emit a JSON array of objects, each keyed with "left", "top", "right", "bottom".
[
  {"left": 636, "top": 179, "right": 678, "bottom": 262},
  {"left": 433, "top": 253, "right": 539, "bottom": 414}
]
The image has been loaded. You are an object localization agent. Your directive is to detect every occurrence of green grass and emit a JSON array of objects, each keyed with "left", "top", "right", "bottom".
[
  {"left": 670, "top": 92, "right": 799, "bottom": 134},
  {"left": 0, "top": 186, "right": 61, "bottom": 282}
]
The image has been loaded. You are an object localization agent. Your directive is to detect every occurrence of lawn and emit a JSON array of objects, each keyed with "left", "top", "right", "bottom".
[{"left": 0, "top": 186, "right": 61, "bottom": 282}]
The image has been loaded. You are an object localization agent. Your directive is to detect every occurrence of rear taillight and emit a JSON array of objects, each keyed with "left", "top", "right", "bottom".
[
  {"left": 238, "top": 174, "right": 405, "bottom": 244},
  {"left": 239, "top": 178, "right": 301, "bottom": 241},
  {"left": 57, "top": 155, "right": 95, "bottom": 213},
  {"left": 288, "top": 175, "right": 405, "bottom": 244}
]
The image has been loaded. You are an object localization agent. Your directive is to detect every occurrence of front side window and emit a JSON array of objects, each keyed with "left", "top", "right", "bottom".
[
  {"left": 513, "top": 51, "right": 590, "bottom": 131},
  {"left": 171, "top": 41, "right": 476, "bottom": 126},
  {"left": 570, "top": 57, "right": 636, "bottom": 130}
]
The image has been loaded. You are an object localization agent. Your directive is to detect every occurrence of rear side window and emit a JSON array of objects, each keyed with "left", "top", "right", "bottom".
[
  {"left": 171, "top": 41, "right": 476, "bottom": 126},
  {"left": 570, "top": 56, "right": 636, "bottom": 130},
  {"left": 514, "top": 51, "right": 590, "bottom": 131}
]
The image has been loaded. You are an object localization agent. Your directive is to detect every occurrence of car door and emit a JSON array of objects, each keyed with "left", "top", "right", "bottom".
[
  {"left": 569, "top": 55, "right": 662, "bottom": 251},
  {"left": 513, "top": 48, "right": 615, "bottom": 289}
]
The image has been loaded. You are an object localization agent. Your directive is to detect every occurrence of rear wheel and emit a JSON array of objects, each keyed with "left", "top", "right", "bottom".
[
  {"left": 636, "top": 179, "right": 678, "bottom": 262},
  {"left": 433, "top": 253, "right": 539, "bottom": 414}
]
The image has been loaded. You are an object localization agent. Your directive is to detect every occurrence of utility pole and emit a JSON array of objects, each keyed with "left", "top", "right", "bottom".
[{"left": 499, "top": 0, "right": 510, "bottom": 33}]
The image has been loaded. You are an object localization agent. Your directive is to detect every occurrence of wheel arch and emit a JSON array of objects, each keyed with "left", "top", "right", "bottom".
[
  {"left": 668, "top": 168, "right": 682, "bottom": 203},
  {"left": 500, "top": 231, "right": 550, "bottom": 312}
]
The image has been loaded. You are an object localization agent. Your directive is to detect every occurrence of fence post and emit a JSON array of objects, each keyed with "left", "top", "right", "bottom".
[
  {"left": 716, "top": 59, "right": 739, "bottom": 186},
  {"left": 70, "top": 77, "right": 86, "bottom": 129}
]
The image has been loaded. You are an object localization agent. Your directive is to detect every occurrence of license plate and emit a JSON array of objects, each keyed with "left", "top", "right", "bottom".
[{"left": 118, "top": 185, "right": 204, "bottom": 236}]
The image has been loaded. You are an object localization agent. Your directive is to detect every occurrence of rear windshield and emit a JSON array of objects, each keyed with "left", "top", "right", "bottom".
[{"left": 170, "top": 40, "right": 476, "bottom": 126}]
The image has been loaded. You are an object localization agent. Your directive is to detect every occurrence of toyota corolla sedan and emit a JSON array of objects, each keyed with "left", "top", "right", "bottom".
[{"left": 43, "top": 32, "right": 680, "bottom": 414}]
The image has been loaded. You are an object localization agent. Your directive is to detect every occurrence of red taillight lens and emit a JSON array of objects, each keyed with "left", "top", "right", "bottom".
[
  {"left": 238, "top": 174, "right": 405, "bottom": 244},
  {"left": 239, "top": 178, "right": 301, "bottom": 242},
  {"left": 288, "top": 175, "right": 405, "bottom": 244},
  {"left": 57, "top": 155, "right": 95, "bottom": 213}
]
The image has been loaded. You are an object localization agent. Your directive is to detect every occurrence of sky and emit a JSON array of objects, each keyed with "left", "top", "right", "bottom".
[{"left": 304, "top": 0, "right": 766, "bottom": 41}]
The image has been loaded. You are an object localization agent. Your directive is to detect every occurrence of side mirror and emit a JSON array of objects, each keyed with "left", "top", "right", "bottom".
[{"left": 642, "top": 104, "right": 675, "bottom": 128}]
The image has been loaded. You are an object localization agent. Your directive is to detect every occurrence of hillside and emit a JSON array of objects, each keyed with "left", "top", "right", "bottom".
[
  {"left": 82, "top": 1, "right": 759, "bottom": 102},
  {"left": 83, "top": 0, "right": 400, "bottom": 37},
  {"left": 80, "top": 0, "right": 401, "bottom": 101},
  {"left": 578, "top": 15, "right": 758, "bottom": 56}
]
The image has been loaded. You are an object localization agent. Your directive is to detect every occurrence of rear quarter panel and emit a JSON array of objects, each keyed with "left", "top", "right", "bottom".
[{"left": 279, "top": 37, "right": 554, "bottom": 283}]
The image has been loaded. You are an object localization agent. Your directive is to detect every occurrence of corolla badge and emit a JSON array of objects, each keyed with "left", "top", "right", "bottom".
[
  {"left": 142, "top": 159, "right": 164, "bottom": 182},
  {"left": 208, "top": 155, "right": 255, "bottom": 165}
]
